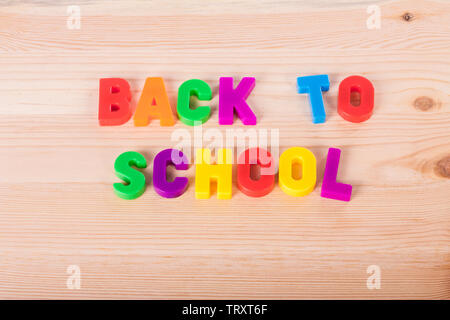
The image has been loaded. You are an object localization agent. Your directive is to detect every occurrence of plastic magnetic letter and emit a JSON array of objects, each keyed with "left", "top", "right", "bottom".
[
  {"left": 195, "top": 148, "right": 232, "bottom": 199},
  {"left": 98, "top": 78, "right": 132, "bottom": 126},
  {"left": 219, "top": 77, "right": 257, "bottom": 125},
  {"left": 237, "top": 147, "right": 275, "bottom": 197},
  {"left": 177, "top": 79, "right": 212, "bottom": 126},
  {"left": 153, "top": 149, "right": 189, "bottom": 198},
  {"left": 297, "top": 75, "right": 330, "bottom": 124},
  {"left": 321, "top": 148, "right": 352, "bottom": 201},
  {"left": 338, "top": 75, "right": 374, "bottom": 123},
  {"left": 134, "top": 77, "right": 176, "bottom": 126},
  {"left": 279, "top": 147, "right": 316, "bottom": 197},
  {"left": 113, "top": 151, "right": 147, "bottom": 200}
]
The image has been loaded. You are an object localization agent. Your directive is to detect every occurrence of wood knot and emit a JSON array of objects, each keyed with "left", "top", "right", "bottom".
[
  {"left": 402, "top": 12, "right": 414, "bottom": 22},
  {"left": 435, "top": 156, "right": 450, "bottom": 178},
  {"left": 414, "top": 96, "right": 434, "bottom": 111}
]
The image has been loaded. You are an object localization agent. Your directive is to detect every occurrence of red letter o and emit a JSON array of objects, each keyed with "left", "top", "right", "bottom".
[
  {"left": 338, "top": 75, "right": 374, "bottom": 123},
  {"left": 237, "top": 148, "right": 275, "bottom": 197}
]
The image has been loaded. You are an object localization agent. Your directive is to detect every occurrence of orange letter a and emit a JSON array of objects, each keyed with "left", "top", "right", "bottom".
[{"left": 133, "top": 77, "right": 176, "bottom": 126}]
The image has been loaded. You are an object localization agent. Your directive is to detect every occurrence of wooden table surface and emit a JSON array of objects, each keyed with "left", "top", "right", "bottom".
[{"left": 0, "top": 0, "right": 448, "bottom": 299}]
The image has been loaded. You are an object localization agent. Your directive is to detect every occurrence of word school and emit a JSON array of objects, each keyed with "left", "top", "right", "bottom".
[
  {"left": 101, "top": 75, "right": 375, "bottom": 202},
  {"left": 113, "top": 147, "right": 352, "bottom": 202}
]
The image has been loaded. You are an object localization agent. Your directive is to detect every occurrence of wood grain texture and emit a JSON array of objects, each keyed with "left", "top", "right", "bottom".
[{"left": 0, "top": 0, "right": 449, "bottom": 299}]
